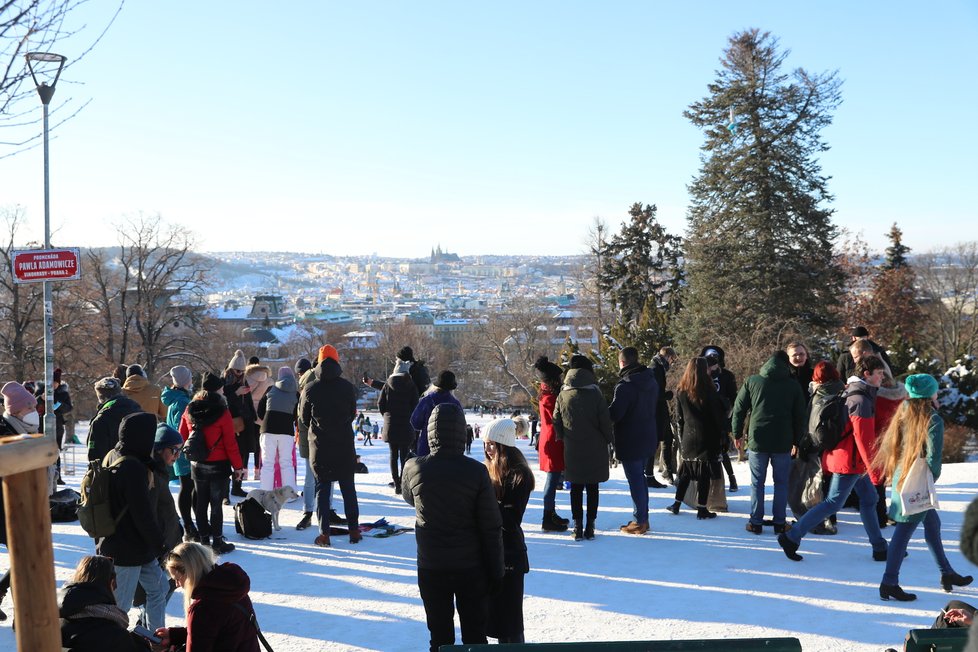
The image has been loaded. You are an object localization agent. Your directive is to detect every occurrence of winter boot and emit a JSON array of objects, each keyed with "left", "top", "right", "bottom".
[
  {"left": 572, "top": 520, "right": 584, "bottom": 541},
  {"left": 199, "top": 536, "right": 211, "bottom": 548},
  {"left": 777, "top": 533, "right": 803, "bottom": 561},
  {"left": 314, "top": 533, "right": 331, "bottom": 547},
  {"left": 349, "top": 523, "right": 362, "bottom": 544},
  {"left": 542, "top": 511, "right": 569, "bottom": 532},
  {"left": 879, "top": 583, "right": 916, "bottom": 601},
  {"left": 666, "top": 501, "right": 681, "bottom": 515},
  {"left": 940, "top": 572, "right": 974, "bottom": 592},
  {"left": 328, "top": 509, "right": 348, "bottom": 525},
  {"left": 211, "top": 537, "right": 235, "bottom": 555},
  {"left": 553, "top": 511, "right": 570, "bottom": 526},
  {"left": 183, "top": 527, "right": 200, "bottom": 543},
  {"left": 728, "top": 477, "right": 738, "bottom": 493},
  {"left": 696, "top": 506, "right": 717, "bottom": 520},
  {"left": 296, "top": 512, "right": 313, "bottom": 531},
  {"left": 230, "top": 480, "right": 247, "bottom": 498},
  {"left": 584, "top": 519, "right": 595, "bottom": 540}
]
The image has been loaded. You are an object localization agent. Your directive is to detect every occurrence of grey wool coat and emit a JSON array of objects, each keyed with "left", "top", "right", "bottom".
[{"left": 552, "top": 368, "right": 614, "bottom": 484}]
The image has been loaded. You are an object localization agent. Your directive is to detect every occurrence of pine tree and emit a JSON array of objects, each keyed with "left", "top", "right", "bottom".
[
  {"left": 866, "top": 223, "right": 921, "bottom": 370},
  {"left": 882, "top": 223, "right": 910, "bottom": 270},
  {"left": 679, "top": 30, "right": 844, "bottom": 350},
  {"left": 595, "top": 202, "right": 682, "bottom": 354}
]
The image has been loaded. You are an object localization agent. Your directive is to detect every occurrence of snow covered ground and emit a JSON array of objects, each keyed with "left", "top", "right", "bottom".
[{"left": 2, "top": 411, "right": 976, "bottom": 651}]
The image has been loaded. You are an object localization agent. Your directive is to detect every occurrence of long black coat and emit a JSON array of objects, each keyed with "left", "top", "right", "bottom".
[
  {"left": 299, "top": 358, "right": 357, "bottom": 482},
  {"left": 676, "top": 390, "right": 726, "bottom": 461},
  {"left": 95, "top": 413, "right": 165, "bottom": 567},
  {"left": 401, "top": 404, "right": 504, "bottom": 578},
  {"left": 378, "top": 373, "right": 419, "bottom": 446}
]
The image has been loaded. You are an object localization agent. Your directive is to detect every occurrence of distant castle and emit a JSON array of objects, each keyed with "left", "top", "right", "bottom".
[{"left": 430, "top": 244, "right": 461, "bottom": 264}]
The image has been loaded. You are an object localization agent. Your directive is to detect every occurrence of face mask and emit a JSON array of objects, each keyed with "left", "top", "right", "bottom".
[{"left": 20, "top": 411, "right": 40, "bottom": 428}]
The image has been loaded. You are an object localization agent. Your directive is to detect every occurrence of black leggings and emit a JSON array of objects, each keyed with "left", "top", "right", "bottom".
[
  {"left": 389, "top": 443, "right": 411, "bottom": 486},
  {"left": 569, "top": 483, "right": 599, "bottom": 523},
  {"left": 178, "top": 475, "right": 197, "bottom": 533},
  {"left": 191, "top": 461, "right": 231, "bottom": 540}
]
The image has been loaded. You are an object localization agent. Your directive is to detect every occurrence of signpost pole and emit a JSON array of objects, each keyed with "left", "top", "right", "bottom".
[{"left": 41, "top": 95, "right": 55, "bottom": 443}]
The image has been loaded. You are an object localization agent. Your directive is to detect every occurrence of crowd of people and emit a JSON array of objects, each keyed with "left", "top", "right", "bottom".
[{"left": 0, "top": 325, "right": 976, "bottom": 650}]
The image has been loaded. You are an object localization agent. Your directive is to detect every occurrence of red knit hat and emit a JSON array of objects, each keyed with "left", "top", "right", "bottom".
[
  {"left": 318, "top": 345, "right": 339, "bottom": 364},
  {"left": 812, "top": 360, "right": 840, "bottom": 384}
]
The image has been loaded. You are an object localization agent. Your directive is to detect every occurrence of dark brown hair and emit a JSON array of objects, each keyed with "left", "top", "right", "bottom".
[{"left": 677, "top": 357, "right": 714, "bottom": 407}]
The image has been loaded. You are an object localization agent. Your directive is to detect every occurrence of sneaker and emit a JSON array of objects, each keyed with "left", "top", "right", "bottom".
[
  {"left": 296, "top": 512, "right": 313, "bottom": 531},
  {"left": 211, "top": 537, "right": 235, "bottom": 555},
  {"left": 314, "top": 534, "right": 331, "bottom": 547},
  {"left": 777, "top": 533, "right": 803, "bottom": 561},
  {"left": 328, "top": 510, "right": 348, "bottom": 526}
]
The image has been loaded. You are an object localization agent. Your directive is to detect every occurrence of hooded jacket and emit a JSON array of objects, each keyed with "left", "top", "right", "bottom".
[
  {"left": 122, "top": 375, "right": 167, "bottom": 420},
  {"left": 96, "top": 413, "right": 165, "bottom": 566},
  {"left": 299, "top": 358, "right": 357, "bottom": 482},
  {"left": 552, "top": 368, "right": 614, "bottom": 484},
  {"left": 608, "top": 364, "right": 659, "bottom": 462},
  {"left": 59, "top": 582, "right": 151, "bottom": 652},
  {"left": 410, "top": 389, "right": 463, "bottom": 456},
  {"left": 257, "top": 373, "right": 298, "bottom": 435},
  {"left": 822, "top": 378, "right": 880, "bottom": 479},
  {"left": 378, "top": 372, "right": 419, "bottom": 446},
  {"left": 161, "top": 386, "right": 192, "bottom": 431},
  {"left": 536, "top": 382, "right": 564, "bottom": 473},
  {"left": 87, "top": 394, "right": 142, "bottom": 463},
  {"left": 731, "top": 355, "right": 806, "bottom": 454},
  {"left": 244, "top": 363, "right": 273, "bottom": 415},
  {"left": 401, "top": 404, "right": 504, "bottom": 578},
  {"left": 178, "top": 391, "right": 243, "bottom": 469},
  {"left": 166, "top": 563, "right": 259, "bottom": 652}
]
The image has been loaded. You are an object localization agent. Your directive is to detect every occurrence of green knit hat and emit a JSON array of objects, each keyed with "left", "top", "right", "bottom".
[{"left": 904, "top": 374, "right": 938, "bottom": 399}]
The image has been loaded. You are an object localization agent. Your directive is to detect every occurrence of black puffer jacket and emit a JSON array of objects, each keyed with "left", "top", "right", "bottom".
[
  {"left": 401, "top": 404, "right": 504, "bottom": 578},
  {"left": 96, "top": 412, "right": 165, "bottom": 567},
  {"left": 378, "top": 373, "right": 419, "bottom": 446},
  {"left": 608, "top": 364, "right": 659, "bottom": 461},
  {"left": 60, "top": 582, "right": 151, "bottom": 652},
  {"left": 300, "top": 358, "right": 357, "bottom": 481},
  {"left": 88, "top": 395, "right": 142, "bottom": 462}
]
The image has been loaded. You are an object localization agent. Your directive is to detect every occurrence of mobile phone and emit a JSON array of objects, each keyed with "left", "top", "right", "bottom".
[{"left": 132, "top": 625, "right": 162, "bottom": 644}]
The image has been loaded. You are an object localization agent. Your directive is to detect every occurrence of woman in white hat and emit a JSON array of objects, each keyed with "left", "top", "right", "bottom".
[{"left": 482, "top": 418, "right": 534, "bottom": 644}]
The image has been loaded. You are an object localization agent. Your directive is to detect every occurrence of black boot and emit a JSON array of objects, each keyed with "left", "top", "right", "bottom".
[
  {"left": 666, "top": 501, "right": 680, "bottom": 515},
  {"left": 553, "top": 511, "right": 570, "bottom": 526},
  {"left": 584, "top": 518, "right": 595, "bottom": 540},
  {"left": 777, "top": 533, "right": 803, "bottom": 561},
  {"left": 542, "top": 511, "right": 569, "bottom": 532},
  {"left": 879, "top": 583, "right": 916, "bottom": 601},
  {"left": 572, "top": 520, "right": 583, "bottom": 541},
  {"left": 230, "top": 480, "right": 247, "bottom": 498},
  {"left": 328, "top": 509, "right": 348, "bottom": 525},
  {"left": 212, "top": 537, "right": 236, "bottom": 555},
  {"left": 697, "top": 507, "right": 717, "bottom": 520},
  {"left": 941, "top": 572, "right": 974, "bottom": 592},
  {"left": 296, "top": 512, "right": 313, "bottom": 531}
]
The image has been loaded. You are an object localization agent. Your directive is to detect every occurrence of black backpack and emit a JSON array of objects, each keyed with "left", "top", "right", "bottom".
[
  {"left": 808, "top": 391, "right": 849, "bottom": 452},
  {"left": 184, "top": 427, "right": 222, "bottom": 463},
  {"left": 234, "top": 497, "right": 272, "bottom": 540}
]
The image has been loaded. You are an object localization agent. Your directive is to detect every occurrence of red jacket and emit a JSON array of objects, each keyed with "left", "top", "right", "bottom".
[
  {"left": 822, "top": 380, "right": 881, "bottom": 483},
  {"left": 168, "top": 563, "right": 259, "bottom": 652},
  {"left": 178, "top": 394, "right": 243, "bottom": 470},
  {"left": 537, "top": 384, "right": 564, "bottom": 473}
]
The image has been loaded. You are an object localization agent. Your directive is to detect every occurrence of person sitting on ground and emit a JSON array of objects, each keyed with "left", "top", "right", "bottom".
[
  {"left": 156, "top": 542, "right": 260, "bottom": 652},
  {"left": 59, "top": 555, "right": 152, "bottom": 652}
]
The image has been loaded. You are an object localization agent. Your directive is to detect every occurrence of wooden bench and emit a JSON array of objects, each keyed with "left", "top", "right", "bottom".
[{"left": 441, "top": 638, "right": 803, "bottom": 651}]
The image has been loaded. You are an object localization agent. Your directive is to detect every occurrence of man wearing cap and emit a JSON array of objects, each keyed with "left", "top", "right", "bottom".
[
  {"left": 837, "top": 326, "right": 895, "bottom": 378},
  {"left": 410, "top": 370, "right": 462, "bottom": 457},
  {"left": 88, "top": 377, "right": 142, "bottom": 462},
  {"left": 778, "top": 356, "right": 890, "bottom": 561},
  {"left": 97, "top": 412, "right": 168, "bottom": 630}
]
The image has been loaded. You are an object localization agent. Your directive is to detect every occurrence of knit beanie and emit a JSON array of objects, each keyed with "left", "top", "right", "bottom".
[
  {"left": 533, "top": 356, "right": 563, "bottom": 384},
  {"left": 154, "top": 423, "right": 184, "bottom": 450},
  {"left": 484, "top": 419, "right": 517, "bottom": 448},
  {"left": 228, "top": 349, "right": 247, "bottom": 372},
  {"left": 905, "top": 374, "right": 939, "bottom": 399},
  {"left": 961, "top": 496, "right": 978, "bottom": 567},
  {"left": 278, "top": 366, "right": 294, "bottom": 380},
  {"left": 851, "top": 326, "right": 870, "bottom": 338},
  {"left": 169, "top": 365, "right": 193, "bottom": 388},
  {"left": 318, "top": 345, "right": 339, "bottom": 364},
  {"left": 397, "top": 346, "right": 415, "bottom": 362},
  {"left": 812, "top": 360, "right": 840, "bottom": 384},
  {"left": 94, "top": 377, "right": 122, "bottom": 401},
  {"left": 202, "top": 372, "right": 224, "bottom": 393},
  {"left": 294, "top": 358, "right": 312, "bottom": 376},
  {"left": 2, "top": 381, "right": 37, "bottom": 415},
  {"left": 127, "top": 364, "right": 147, "bottom": 378},
  {"left": 248, "top": 356, "right": 261, "bottom": 365},
  {"left": 394, "top": 359, "right": 412, "bottom": 375},
  {"left": 433, "top": 370, "right": 457, "bottom": 391},
  {"left": 569, "top": 354, "right": 593, "bottom": 372}
]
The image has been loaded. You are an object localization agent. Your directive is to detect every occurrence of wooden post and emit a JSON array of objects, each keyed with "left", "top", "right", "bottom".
[{"left": 2, "top": 436, "right": 61, "bottom": 652}]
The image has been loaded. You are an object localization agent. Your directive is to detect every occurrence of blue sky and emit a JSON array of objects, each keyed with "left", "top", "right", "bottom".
[{"left": 2, "top": 2, "right": 976, "bottom": 257}]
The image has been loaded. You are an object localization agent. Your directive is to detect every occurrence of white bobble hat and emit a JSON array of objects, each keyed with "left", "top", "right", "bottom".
[{"left": 484, "top": 418, "right": 517, "bottom": 448}]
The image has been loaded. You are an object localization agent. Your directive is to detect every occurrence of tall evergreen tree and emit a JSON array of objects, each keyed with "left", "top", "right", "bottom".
[
  {"left": 866, "top": 223, "right": 921, "bottom": 370},
  {"left": 883, "top": 223, "right": 911, "bottom": 270},
  {"left": 680, "top": 30, "right": 844, "bottom": 349},
  {"left": 595, "top": 202, "right": 682, "bottom": 356}
]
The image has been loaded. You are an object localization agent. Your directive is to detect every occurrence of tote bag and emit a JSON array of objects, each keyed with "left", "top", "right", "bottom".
[{"left": 899, "top": 456, "right": 939, "bottom": 516}]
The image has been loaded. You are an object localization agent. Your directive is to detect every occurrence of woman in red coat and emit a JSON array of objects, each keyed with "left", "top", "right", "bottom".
[
  {"left": 534, "top": 356, "right": 568, "bottom": 532},
  {"left": 156, "top": 542, "right": 260, "bottom": 652},
  {"left": 179, "top": 373, "right": 244, "bottom": 555}
]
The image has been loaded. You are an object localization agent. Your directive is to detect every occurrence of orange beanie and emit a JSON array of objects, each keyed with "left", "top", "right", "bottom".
[{"left": 318, "top": 344, "right": 339, "bottom": 364}]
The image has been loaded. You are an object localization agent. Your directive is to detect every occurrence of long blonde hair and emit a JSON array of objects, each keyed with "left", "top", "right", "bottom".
[
  {"left": 872, "top": 398, "right": 936, "bottom": 489},
  {"left": 166, "top": 542, "right": 216, "bottom": 614}
]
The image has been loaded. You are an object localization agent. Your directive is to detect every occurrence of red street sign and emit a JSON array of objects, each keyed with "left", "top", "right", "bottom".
[{"left": 12, "top": 248, "right": 81, "bottom": 283}]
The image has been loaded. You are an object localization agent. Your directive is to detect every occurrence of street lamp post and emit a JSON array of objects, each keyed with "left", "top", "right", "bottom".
[{"left": 25, "top": 52, "right": 67, "bottom": 444}]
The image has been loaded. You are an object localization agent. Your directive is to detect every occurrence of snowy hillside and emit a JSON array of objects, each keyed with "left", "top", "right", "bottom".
[{"left": 1, "top": 412, "right": 975, "bottom": 651}]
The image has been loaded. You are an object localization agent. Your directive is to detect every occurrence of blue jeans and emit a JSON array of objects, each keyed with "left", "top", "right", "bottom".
[
  {"left": 114, "top": 561, "right": 167, "bottom": 630},
  {"left": 883, "top": 509, "right": 953, "bottom": 585},
  {"left": 786, "top": 473, "right": 886, "bottom": 551},
  {"left": 542, "top": 471, "right": 562, "bottom": 513},
  {"left": 748, "top": 451, "right": 792, "bottom": 526},
  {"left": 302, "top": 457, "right": 323, "bottom": 513},
  {"left": 621, "top": 458, "right": 649, "bottom": 524}
]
